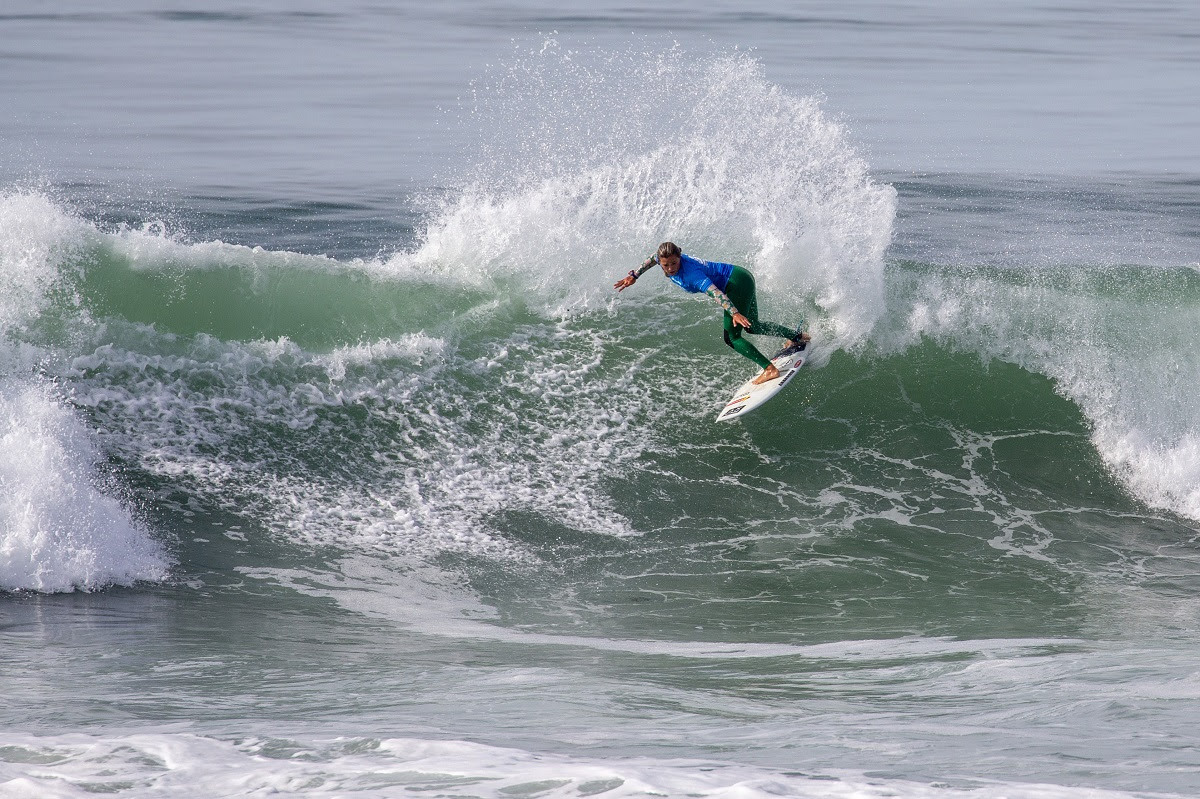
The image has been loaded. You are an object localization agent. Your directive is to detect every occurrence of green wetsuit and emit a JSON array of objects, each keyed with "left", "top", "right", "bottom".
[{"left": 720, "top": 266, "right": 798, "bottom": 369}]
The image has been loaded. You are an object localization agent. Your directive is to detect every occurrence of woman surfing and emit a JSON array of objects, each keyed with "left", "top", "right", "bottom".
[{"left": 614, "top": 241, "right": 809, "bottom": 385}]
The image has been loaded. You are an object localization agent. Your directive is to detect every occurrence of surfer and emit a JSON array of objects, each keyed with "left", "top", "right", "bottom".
[{"left": 614, "top": 242, "right": 809, "bottom": 384}]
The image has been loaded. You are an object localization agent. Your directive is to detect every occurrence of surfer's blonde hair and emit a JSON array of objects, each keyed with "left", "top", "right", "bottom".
[{"left": 656, "top": 241, "right": 681, "bottom": 260}]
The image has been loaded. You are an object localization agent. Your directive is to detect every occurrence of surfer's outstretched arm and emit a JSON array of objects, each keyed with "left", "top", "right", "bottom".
[{"left": 613, "top": 256, "right": 659, "bottom": 291}]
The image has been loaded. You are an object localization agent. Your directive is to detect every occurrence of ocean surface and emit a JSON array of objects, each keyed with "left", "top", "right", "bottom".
[{"left": 3, "top": 2, "right": 1200, "bottom": 797}]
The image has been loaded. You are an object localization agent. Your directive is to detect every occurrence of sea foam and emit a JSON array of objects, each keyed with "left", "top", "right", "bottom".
[
  {"left": 0, "top": 729, "right": 1175, "bottom": 799},
  {"left": 0, "top": 380, "right": 170, "bottom": 592}
]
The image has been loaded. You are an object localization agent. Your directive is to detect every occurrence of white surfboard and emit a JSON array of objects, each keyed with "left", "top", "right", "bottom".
[{"left": 715, "top": 344, "right": 809, "bottom": 422}]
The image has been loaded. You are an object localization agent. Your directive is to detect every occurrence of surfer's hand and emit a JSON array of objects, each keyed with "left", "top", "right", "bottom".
[
  {"left": 732, "top": 312, "right": 751, "bottom": 329},
  {"left": 614, "top": 275, "right": 636, "bottom": 291}
]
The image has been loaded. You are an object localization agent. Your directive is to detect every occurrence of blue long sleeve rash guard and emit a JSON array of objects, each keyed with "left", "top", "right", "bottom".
[{"left": 668, "top": 254, "right": 735, "bottom": 294}]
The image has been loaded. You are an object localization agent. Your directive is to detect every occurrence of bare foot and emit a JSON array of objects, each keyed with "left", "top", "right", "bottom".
[{"left": 752, "top": 364, "right": 780, "bottom": 384}]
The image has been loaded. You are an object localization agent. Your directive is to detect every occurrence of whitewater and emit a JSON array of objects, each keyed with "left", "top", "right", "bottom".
[{"left": 4, "top": 3, "right": 1200, "bottom": 798}]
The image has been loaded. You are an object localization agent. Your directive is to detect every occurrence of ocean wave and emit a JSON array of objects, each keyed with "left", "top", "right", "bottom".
[
  {"left": 2, "top": 185, "right": 1198, "bottom": 602},
  {"left": 3, "top": 40, "right": 1199, "bottom": 598}
]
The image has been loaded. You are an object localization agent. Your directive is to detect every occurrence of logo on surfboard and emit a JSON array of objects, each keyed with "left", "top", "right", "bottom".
[{"left": 715, "top": 349, "right": 809, "bottom": 422}]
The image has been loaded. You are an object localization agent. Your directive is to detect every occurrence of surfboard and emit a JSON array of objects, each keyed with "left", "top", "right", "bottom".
[{"left": 715, "top": 343, "right": 808, "bottom": 422}]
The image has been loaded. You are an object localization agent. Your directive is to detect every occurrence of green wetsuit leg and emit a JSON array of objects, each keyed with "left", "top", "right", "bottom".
[{"left": 721, "top": 266, "right": 798, "bottom": 369}]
